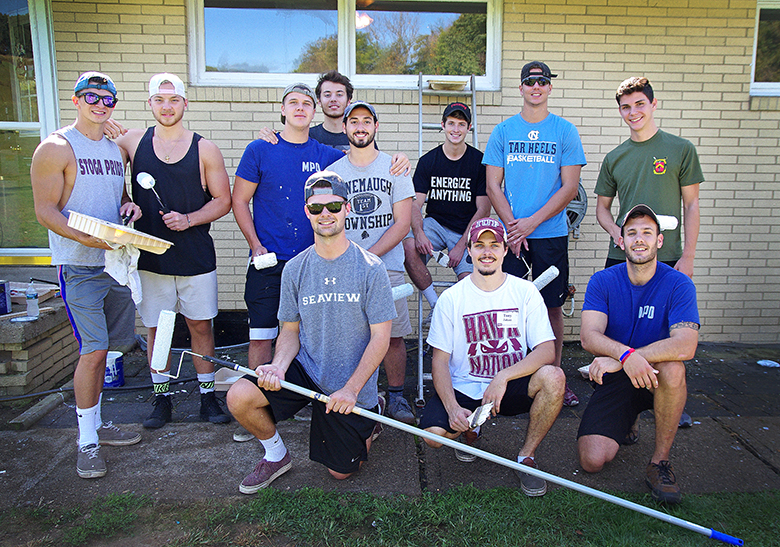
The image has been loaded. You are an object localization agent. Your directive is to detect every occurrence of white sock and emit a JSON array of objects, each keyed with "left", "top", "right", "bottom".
[
  {"left": 421, "top": 285, "right": 438, "bottom": 307},
  {"left": 259, "top": 431, "right": 287, "bottom": 462},
  {"left": 95, "top": 392, "right": 103, "bottom": 430},
  {"left": 518, "top": 455, "right": 534, "bottom": 463},
  {"left": 150, "top": 372, "right": 171, "bottom": 395},
  {"left": 198, "top": 372, "right": 216, "bottom": 394},
  {"left": 77, "top": 403, "right": 100, "bottom": 447}
]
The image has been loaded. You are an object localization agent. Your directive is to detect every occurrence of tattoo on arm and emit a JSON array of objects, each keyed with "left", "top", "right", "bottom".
[{"left": 670, "top": 321, "right": 700, "bottom": 332}]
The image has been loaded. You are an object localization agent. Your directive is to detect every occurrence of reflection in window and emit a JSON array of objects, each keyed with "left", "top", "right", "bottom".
[
  {"left": 0, "top": 0, "right": 37, "bottom": 123},
  {"left": 204, "top": 0, "right": 337, "bottom": 73},
  {"left": 0, "top": 130, "right": 46, "bottom": 248},
  {"left": 756, "top": 8, "right": 780, "bottom": 82}
]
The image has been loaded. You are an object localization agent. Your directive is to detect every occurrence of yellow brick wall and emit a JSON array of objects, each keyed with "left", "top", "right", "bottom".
[{"left": 50, "top": 0, "right": 780, "bottom": 343}]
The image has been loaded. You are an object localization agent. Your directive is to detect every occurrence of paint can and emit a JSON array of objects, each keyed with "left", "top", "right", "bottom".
[
  {"left": 0, "top": 280, "right": 9, "bottom": 314},
  {"left": 104, "top": 351, "right": 125, "bottom": 388}
]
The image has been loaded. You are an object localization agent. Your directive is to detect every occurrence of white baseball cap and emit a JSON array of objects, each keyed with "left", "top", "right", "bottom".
[{"left": 149, "top": 73, "right": 186, "bottom": 99}]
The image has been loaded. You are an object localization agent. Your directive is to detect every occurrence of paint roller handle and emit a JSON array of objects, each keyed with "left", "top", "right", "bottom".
[
  {"left": 533, "top": 265, "right": 559, "bottom": 291},
  {"left": 152, "top": 189, "right": 171, "bottom": 215},
  {"left": 709, "top": 529, "right": 743, "bottom": 546}
]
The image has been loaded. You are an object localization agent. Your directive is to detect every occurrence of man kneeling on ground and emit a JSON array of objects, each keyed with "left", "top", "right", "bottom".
[{"left": 418, "top": 217, "right": 564, "bottom": 497}]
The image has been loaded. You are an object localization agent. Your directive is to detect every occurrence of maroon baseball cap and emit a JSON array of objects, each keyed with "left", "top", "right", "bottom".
[{"left": 468, "top": 218, "right": 507, "bottom": 244}]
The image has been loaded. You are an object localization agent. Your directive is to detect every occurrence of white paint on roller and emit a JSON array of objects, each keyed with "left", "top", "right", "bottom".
[
  {"left": 391, "top": 283, "right": 414, "bottom": 301},
  {"left": 253, "top": 252, "right": 278, "bottom": 269},
  {"left": 533, "top": 265, "right": 559, "bottom": 291},
  {"left": 657, "top": 215, "right": 679, "bottom": 232},
  {"left": 469, "top": 401, "right": 494, "bottom": 429},
  {"left": 150, "top": 309, "right": 176, "bottom": 372},
  {"left": 432, "top": 250, "right": 450, "bottom": 268},
  {"left": 136, "top": 172, "right": 156, "bottom": 190}
]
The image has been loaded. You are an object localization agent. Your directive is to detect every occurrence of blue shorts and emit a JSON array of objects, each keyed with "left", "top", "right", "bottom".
[
  {"left": 58, "top": 265, "right": 136, "bottom": 355},
  {"left": 243, "top": 359, "right": 381, "bottom": 474},
  {"left": 503, "top": 236, "right": 569, "bottom": 308},
  {"left": 245, "top": 259, "right": 286, "bottom": 341},
  {"left": 419, "top": 376, "right": 535, "bottom": 433}
]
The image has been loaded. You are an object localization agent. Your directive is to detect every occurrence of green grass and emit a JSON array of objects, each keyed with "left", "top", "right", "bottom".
[{"left": 2, "top": 488, "right": 778, "bottom": 546}]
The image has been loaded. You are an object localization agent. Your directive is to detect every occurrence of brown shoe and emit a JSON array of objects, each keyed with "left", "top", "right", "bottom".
[{"left": 645, "top": 460, "right": 682, "bottom": 504}]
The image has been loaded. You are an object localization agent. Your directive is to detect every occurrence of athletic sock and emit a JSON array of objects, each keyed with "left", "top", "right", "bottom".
[
  {"left": 259, "top": 431, "right": 287, "bottom": 462},
  {"left": 76, "top": 403, "right": 100, "bottom": 447},
  {"left": 151, "top": 372, "right": 171, "bottom": 396},
  {"left": 198, "top": 372, "right": 216, "bottom": 394},
  {"left": 421, "top": 285, "right": 438, "bottom": 307},
  {"left": 518, "top": 455, "right": 534, "bottom": 463}
]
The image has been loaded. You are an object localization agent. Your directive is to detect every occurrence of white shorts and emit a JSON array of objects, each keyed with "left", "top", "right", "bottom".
[
  {"left": 388, "top": 270, "right": 412, "bottom": 338},
  {"left": 137, "top": 270, "right": 218, "bottom": 327}
]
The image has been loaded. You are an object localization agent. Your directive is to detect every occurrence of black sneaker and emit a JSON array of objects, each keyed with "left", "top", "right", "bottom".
[
  {"left": 142, "top": 394, "right": 172, "bottom": 429},
  {"left": 645, "top": 460, "right": 682, "bottom": 504},
  {"left": 200, "top": 392, "right": 231, "bottom": 424}
]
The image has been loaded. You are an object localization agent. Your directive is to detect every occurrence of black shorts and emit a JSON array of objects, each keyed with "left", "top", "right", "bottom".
[
  {"left": 243, "top": 359, "right": 380, "bottom": 475},
  {"left": 605, "top": 257, "right": 678, "bottom": 269},
  {"left": 245, "top": 259, "right": 286, "bottom": 341},
  {"left": 419, "top": 376, "right": 535, "bottom": 433},
  {"left": 503, "top": 236, "right": 569, "bottom": 308},
  {"left": 576, "top": 370, "right": 655, "bottom": 444}
]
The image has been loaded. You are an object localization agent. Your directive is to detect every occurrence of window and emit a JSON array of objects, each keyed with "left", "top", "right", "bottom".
[
  {"left": 188, "top": 0, "right": 502, "bottom": 90},
  {"left": 751, "top": 2, "right": 780, "bottom": 96},
  {"left": 0, "top": 0, "right": 59, "bottom": 257}
]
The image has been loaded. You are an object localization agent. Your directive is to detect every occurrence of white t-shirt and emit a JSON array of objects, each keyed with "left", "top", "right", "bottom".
[{"left": 427, "top": 274, "right": 555, "bottom": 400}]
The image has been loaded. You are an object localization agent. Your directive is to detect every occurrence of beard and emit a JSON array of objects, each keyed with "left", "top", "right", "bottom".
[
  {"left": 625, "top": 245, "right": 657, "bottom": 265},
  {"left": 347, "top": 131, "right": 375, "bottom": 149}
]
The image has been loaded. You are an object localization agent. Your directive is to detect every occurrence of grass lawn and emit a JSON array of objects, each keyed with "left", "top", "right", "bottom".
[{"left": 2, "top": 487, "right": 777, "bottom": 546}]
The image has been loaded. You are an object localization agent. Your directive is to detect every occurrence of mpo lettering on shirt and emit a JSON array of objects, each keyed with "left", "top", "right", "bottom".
[
  {"left": 79, "top": 157, "right": 125, "bottom": 177},
  {"left": 463, "top": 309, "right": 525, "bottom": 380}
]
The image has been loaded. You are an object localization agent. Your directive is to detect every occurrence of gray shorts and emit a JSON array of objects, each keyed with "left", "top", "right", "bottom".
[
  {"left": 388, "top": 270, "right": 412, "bottom": 338},
  {"left": 137, "top": 270, "right": 218, "bottom": 327},
  {"left": 415, "top": 217, "right": 473, "bottom": 277},
  {"left": 58, "top": 265, "right": 136, "bottom": 355}
]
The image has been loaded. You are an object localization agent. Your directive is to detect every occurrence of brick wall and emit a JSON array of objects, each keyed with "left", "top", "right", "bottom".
[{"left": 50, "top": 0, "right": 780, "bottom": 343}]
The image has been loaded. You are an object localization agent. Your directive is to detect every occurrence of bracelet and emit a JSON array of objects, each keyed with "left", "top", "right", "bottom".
[
  {"left": 619, "top": 348, "right": 635, "bottom": 364},
  {"left": 185, "top": 214, "right": 191, "bottom": 227}
]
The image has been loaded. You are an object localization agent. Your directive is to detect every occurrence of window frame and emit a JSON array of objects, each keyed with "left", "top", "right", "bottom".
[
  {"left": 187, "top": 0, "right": 502, "bottom": 90},
  {"left": 751, "top": 1, "right": 780, "bottom": 97}
]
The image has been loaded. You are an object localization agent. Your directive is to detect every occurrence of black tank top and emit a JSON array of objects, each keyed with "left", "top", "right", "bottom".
[{"left": 132, "top": 127, "right": 216, "bottom": 276}]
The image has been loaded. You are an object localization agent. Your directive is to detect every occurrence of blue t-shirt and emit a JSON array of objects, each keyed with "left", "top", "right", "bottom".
[
  {"left": 235, "top": 135, "right": 343, "bottom": 261},
  {"left": 483, "top": 112, "right": 586, "bottom": 238},
  {"left": 582, "top": 262, "right": 699, "bottom": 349}
]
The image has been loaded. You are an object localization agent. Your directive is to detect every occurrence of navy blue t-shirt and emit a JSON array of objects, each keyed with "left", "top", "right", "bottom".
[
  {"left": 235, "top": 135, "right": 342, "bottom": 261},
  {"left": 582, "top": 262, "right": 699, "bottom": 349}
]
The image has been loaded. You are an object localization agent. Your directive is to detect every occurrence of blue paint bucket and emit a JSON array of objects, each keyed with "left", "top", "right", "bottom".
[{"left": 104, "top": 351, "right": 125, "bottom": 388}]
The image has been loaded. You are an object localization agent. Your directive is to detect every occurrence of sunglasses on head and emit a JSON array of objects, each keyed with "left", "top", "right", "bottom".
[
  {"left": 522, "top": 77, "right": 550, "bottom": 87},
  {"left": 76, "top": 92, "right": 118, "bottom": 108},
  {"left": 306, "top": 200, "right": 346, "bottom": 215}
]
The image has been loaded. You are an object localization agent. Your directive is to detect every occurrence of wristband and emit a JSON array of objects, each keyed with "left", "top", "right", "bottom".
[{"left": 619, "top": 348, "right": 635, "bottom": 364}]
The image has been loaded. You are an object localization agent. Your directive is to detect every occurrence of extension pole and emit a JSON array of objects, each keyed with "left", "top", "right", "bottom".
[{"left": 193, "top": 353, "right": 743, "bottom": 546}]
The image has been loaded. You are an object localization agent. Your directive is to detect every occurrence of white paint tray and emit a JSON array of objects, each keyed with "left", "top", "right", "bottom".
[{"left": 67, "top": 211, "right": 173, "bottom": 255}]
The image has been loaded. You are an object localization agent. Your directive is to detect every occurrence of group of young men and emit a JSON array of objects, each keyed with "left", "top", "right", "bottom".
[{"left": 31, "top": 61, "right": 702, "bottom": 505}]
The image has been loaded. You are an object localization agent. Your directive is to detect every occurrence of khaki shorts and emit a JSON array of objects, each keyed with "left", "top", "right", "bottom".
[
  {"left": 137, "top": 270, "right": 218, "bottom": 327},
  {"left": 388, "top": 270, "right": 412, "bottom": 338}
]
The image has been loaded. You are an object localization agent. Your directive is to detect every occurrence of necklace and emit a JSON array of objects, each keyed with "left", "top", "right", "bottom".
[{"left": 154, "top": 132, "right": 185, "bottom": 163}]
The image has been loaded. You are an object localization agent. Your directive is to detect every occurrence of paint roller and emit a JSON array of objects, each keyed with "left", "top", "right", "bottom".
[
  {"left": 149, "top": 309, "right": 177, "bottom": 377},
  {"left": 532, "top": 265, "right": 559, "bottom": 291}
]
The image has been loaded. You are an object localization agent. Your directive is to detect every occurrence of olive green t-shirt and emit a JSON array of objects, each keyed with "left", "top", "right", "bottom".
[{"left": 595, "top": 129, "right": 704, "bottom": 262}]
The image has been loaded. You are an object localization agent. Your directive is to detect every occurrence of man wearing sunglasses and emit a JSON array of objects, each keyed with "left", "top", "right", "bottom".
[
  {"left": 328, "top": 101, "right": 417, "bottom": 425},
  {"left": 107, "top": 73, "right": 233, "bottom": 430},
  {"left": 483, "top": 61, "right": 587, "bottom": 407},
  {"left": 31, "top": 71, "right": 142, "bottom": 480},
  {"left": 227, "top": 171, "right": 395, "bottom": 492}
]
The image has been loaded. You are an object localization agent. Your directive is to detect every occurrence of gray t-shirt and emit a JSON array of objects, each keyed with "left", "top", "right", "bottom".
[
  {"left": 278, "top": 241, "right": 396, "bottom": 408},
  {"left": 328, "top": 152, "right": 415, "bottom": 272}
]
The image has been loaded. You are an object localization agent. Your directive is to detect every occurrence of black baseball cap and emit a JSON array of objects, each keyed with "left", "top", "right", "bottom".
[
  {"left": 442, "top": 102, "right": 471, "bottom": 124},
  {"left": 521, "top": 61, "right": 557, "bottom": 82}
]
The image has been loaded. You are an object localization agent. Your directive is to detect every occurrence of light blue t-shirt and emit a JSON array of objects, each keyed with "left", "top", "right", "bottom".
[{"left": 483, "top": 112, "right": 586, "bottom": 238}]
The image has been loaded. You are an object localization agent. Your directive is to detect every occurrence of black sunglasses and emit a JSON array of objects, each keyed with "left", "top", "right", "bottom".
[
  {"left": 522, "top": 77, "right": 550, "bottom": 87},
  {"left": 76, "top": 92, "right": 118, "bottom": 108},
  {"left": 306, "top": 200, "right": 346, "bottom": 215}
]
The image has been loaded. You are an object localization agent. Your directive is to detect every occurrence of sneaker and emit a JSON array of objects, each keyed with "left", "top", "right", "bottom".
[
  {"left": 98, "top": 421, "right": 141, "bottom": 446},
  {"left": 454, "top": 429, "right": 480, "bottom": 462},
  {"left": 143, "top": 394, "right": 172, "bottom": 429},
  {"left": 563, "top": 384, "right": 579, "bottom": 406},
  {"left": 371, "top": 394, "right": 386, "bottom": 442},
  {"left": 77, "top": 443, "right": 106, "bottom": 479},
  {"left": 387, "top": 395, "right": 416, "bottom": 424},
  {"left": 239, "top": 451, "right": 292, "bottom": 494},
  {"left": 645, "top": 460, "right": 682, "bottom": 504},
  {"left": 233, "top": 425, "right": 254, "bottom": 442},
  {"left": 678, "top": 412, "right": 693, "bottom": 428},
  {"left": 515, "top": 457, "right": 547, "bottom": 497},
  {"left": 200, "top": 392, "right": 231, "bottom": 424}
]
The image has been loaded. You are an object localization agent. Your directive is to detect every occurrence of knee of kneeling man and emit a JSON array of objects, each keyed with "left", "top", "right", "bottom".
[
  {"left": 657, "top": 361, "right": 687, "bottom": 386},
  {"left": 579, "top": 452, "right": 607, "bottom": 474}
]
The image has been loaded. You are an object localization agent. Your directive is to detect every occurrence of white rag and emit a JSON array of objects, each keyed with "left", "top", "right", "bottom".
[{"left": 104, "top": 244, "right": 143, "bottom": 305}]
